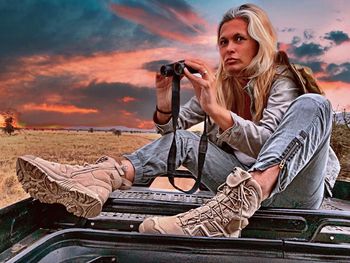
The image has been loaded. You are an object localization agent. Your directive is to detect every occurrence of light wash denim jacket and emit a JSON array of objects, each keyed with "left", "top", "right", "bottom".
[{"left": 154, "top": 67, "right": 340, "bottom": 194}]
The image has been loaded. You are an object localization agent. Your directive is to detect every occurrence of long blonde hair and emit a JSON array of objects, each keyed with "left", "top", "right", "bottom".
[{"left": 216, "top": 4, "right": 277, "bottom": 121}]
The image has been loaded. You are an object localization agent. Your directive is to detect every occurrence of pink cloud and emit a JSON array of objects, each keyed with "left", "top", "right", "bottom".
[
  {"left": 109, "top": 3, "right": 209, "bottom": 43},
  {"left": 319, "top": 80, "right": 350, "bottom": 111},
  {"left": 1, "top": 47, "right": 218, "bottom": 95}
]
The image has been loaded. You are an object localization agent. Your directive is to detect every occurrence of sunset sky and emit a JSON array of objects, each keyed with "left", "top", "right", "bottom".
[{"left": 1, "top": 0, "right": 349, "bottom": 129}]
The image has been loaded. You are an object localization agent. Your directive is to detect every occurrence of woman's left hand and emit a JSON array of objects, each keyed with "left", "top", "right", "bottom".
[{"left": 183, "top": 59, "right": 218, "bottom": 115}]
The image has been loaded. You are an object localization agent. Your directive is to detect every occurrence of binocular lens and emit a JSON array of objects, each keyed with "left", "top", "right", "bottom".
[
  {"left": 160, "top": 65, "right": 174, "bottom": 77},
  {"left": 160, "top": 60, "right": 198, "bottom": 77}
]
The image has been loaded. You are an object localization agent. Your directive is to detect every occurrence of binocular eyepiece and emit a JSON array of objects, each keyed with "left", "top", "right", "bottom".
[{"left": 160, "top": 60, "right": 198, "bottom": 77}]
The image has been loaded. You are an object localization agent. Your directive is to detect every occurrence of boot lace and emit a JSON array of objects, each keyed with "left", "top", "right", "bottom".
[{"left": 179, "top": 182, "right": 255, "bottom": 233}]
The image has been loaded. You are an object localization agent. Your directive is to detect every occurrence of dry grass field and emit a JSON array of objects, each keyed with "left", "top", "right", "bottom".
[
  {"left": 0, "top": 124, "right": 349, "bottom": 209},
  {"left": 0, "top": 130, "right": 195, "bottom": 208}
]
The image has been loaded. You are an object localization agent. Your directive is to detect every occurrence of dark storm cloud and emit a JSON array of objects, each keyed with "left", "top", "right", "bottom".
[
  {"left": 293, "top": 42, "right": 325, "bottom": 58},
  {"left": 0, "top": 0, "right": 163, "bottom": 59},
  {"left": 288, "top": 59, "right": 323, "bottom": 74},
  {"left": 321, "top": 63, "right": 350, "bottom": 83},
  {"left": 6, "top": 74, "right": 195, "bottom": 127},
  {"left": 302, "top": 61, "right": 323, "bottom": 73},
  {"left": 324, "top": 30, "right": 350, "bottom": 45},
  {"left": 142, "top": 60, "right": 172, "bottom": 72},
  {"left": 79, "top": 80, "right": 193, "bottom": 118},
  {"left": 2, "top": 74, "right": 83, "bottom": 107}
]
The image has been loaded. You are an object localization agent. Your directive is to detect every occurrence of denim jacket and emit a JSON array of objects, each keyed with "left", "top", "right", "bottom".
[{"left": 154, "top": 67, "right": 340, "bottom": 193}]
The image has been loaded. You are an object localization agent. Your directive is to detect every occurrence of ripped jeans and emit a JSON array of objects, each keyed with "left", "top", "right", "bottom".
[{"left": 124, "top": 94, "right": 333, "bottom": 209}]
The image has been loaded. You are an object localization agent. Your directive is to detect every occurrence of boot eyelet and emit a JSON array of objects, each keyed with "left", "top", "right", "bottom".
[{"left": 222, "top": 218, "right": 229, "bottom": 225}]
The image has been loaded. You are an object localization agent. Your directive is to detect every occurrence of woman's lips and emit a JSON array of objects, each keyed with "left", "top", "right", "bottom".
[{"left": 225, "top": 58, "right": 239, "bottom": 64}]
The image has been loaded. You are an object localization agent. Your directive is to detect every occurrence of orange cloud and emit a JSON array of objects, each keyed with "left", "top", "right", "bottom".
[
  {"left": 121, "top": 96, "right": 137, "bottom": 103},
  {"left": 22, "top": 103, "right": 98, "bottom": 114}
]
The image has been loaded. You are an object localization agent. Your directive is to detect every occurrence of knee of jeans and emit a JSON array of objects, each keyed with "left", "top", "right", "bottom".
[
  {"left": 295, "top": 94, "right": 330, "bottom": 108},
  {"left": 293, "top": 94, "right": 331, "bottom": 119}
]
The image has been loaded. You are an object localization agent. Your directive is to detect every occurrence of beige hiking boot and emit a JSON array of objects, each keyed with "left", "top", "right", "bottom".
[
  {"left": 139, "top": 167, "right": 262, "bottom": 237},
  {"left": 16, "top": 155, "right": 132, "bottom": 218}
]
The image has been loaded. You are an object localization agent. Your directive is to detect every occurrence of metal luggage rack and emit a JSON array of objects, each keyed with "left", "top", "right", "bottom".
[{"left": 51, "top": 187, "right": 350, "bottom": 245}]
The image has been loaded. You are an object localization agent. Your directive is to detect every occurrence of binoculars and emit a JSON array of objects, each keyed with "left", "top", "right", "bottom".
[{"left": 160, "top": 60, "right": 198, "bottom": 77}]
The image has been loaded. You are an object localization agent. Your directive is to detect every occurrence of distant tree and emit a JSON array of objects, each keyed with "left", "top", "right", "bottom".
[
  {"left": 88, "top": 128, "right": 94, "bottom": 133},
  {"left": 112, "top": 129, "right": 122, "bottom": 136},
  {"left": 3, "top": 116, "right": 15, "bottom": 135}
]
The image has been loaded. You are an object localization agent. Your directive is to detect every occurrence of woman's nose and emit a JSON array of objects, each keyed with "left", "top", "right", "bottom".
[{"left": 226, "top": 41, "right": 236, "bottom": 53}]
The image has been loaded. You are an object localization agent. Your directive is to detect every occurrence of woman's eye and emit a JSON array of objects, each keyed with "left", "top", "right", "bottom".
[
  {"left": 235, "top": 35, "right": 245, "bottom": 42},
  {"left": 219, "top": 39, "right": 228, "bottom": 46}
]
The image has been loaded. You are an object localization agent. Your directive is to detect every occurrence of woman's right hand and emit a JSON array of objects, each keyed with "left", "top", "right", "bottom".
[{"left": 155, "top": 73, "right": 172, "bottom": 123}]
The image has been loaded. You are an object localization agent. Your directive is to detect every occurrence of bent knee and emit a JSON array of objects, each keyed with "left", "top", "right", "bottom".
[
  {"left": 293, "top": 94, "right": 331, "bottom": 117},
  {"left": 295, "top": 94, "right": 330, "bottom": 108}
]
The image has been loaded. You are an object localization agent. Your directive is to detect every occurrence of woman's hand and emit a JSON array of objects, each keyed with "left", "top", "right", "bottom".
[
  {"left": 155, "top": 73, "right": 172, "bottom": 112},
  {"left": 183, "top": 59, "right": 218, "bottom": 115},
  {"left": 155, "top": 73, "right": 172, "bottom": 123},
  {"left": 184, "top": 59, "right": 234, "bottom": 131}
]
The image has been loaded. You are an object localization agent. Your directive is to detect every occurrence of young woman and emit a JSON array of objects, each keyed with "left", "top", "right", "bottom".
[{"left": 17, "top": 4, "right": 339, "bottom": 238}]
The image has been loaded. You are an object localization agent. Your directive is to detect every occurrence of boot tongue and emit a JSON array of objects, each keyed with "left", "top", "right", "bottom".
[{"left": 226, "top": 168, "right": 251, "bottom": 188}]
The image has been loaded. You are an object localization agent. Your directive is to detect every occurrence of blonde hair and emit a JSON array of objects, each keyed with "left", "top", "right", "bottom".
[{"left": 216, "top": 4, "right": 277, "bottom": 121}]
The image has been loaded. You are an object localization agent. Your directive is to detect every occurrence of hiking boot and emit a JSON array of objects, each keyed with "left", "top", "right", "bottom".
[
  {"left": 16, "top": 155, "right": 132, "bottom": 218},
  {"left": 139, "top": 167, "right": 262, "bottom": 237}
]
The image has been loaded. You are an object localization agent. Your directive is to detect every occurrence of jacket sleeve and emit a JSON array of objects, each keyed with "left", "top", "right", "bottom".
[
  {"left": 154, "top": 96, "right": 205, "bottom": 135},
  {"left": 216, "top": 76, "right": 301, "bottom": 158}
]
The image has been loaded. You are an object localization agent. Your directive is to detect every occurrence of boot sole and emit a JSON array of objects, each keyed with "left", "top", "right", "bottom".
[{"left": 16, "top": 155, "right": 102, "bottom": 218}]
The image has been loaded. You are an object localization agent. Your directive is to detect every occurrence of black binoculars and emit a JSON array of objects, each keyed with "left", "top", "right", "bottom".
[{"left": 160, "top": 60, "right": 199, "bottom": 77}]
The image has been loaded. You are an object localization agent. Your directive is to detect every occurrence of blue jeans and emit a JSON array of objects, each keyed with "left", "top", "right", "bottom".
[{"left": 124, "top": 94, "right": 333, "bottom": 209}]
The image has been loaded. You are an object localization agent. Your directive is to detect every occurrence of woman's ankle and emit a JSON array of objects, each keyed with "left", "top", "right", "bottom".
[
  {"left": 250, "top": 165, "right": 279, "bottom": 200},
  {"left": 121, "top": 160, "right": 135, "bottom": 183}
]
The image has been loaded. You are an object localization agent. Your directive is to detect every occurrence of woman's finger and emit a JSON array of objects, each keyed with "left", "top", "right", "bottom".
[{"left": 185, "top": 60, "right": 212, "bottom": 78}]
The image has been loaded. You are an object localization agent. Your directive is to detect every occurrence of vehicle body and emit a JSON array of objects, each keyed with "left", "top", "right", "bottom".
[{"left": 0, "top": 178, "right": 349, "bottom": 263}]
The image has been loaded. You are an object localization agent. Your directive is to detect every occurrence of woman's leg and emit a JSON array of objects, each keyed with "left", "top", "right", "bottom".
[
  {"left": 250, "top": 93, "right": 333, "bottom": 208},
  {"left": 124, "top": 130, "right": 247, "bottom": 192},
  {"left": 138, "top": 94, "right": 334, "bottom": 237}
]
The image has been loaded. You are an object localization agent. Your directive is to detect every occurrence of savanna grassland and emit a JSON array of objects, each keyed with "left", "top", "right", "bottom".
[
  {"left": 0, "top": 130, "right": 195, "bottom": 208},
  {"left": 0, "top": 124, "right": 349, "bottom": 208}
]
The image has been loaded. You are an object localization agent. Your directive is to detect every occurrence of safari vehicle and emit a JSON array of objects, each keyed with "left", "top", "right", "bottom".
[{"left": 0, "top": 175, "right": 349, "bottom": 263}]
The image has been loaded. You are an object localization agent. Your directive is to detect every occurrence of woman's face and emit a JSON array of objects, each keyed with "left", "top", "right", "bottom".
[{"left": 218, "top": 18, "right": 259, "bottom": 76}]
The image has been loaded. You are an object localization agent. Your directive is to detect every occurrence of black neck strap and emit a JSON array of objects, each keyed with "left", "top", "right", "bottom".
[{"left": 166, "top": 74, "right": 208, "bottom": 194}]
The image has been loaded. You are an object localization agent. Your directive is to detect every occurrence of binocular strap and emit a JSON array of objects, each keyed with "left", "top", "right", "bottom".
[{"left": 166, "top": 74, "right": 208, "bottom": 194}]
